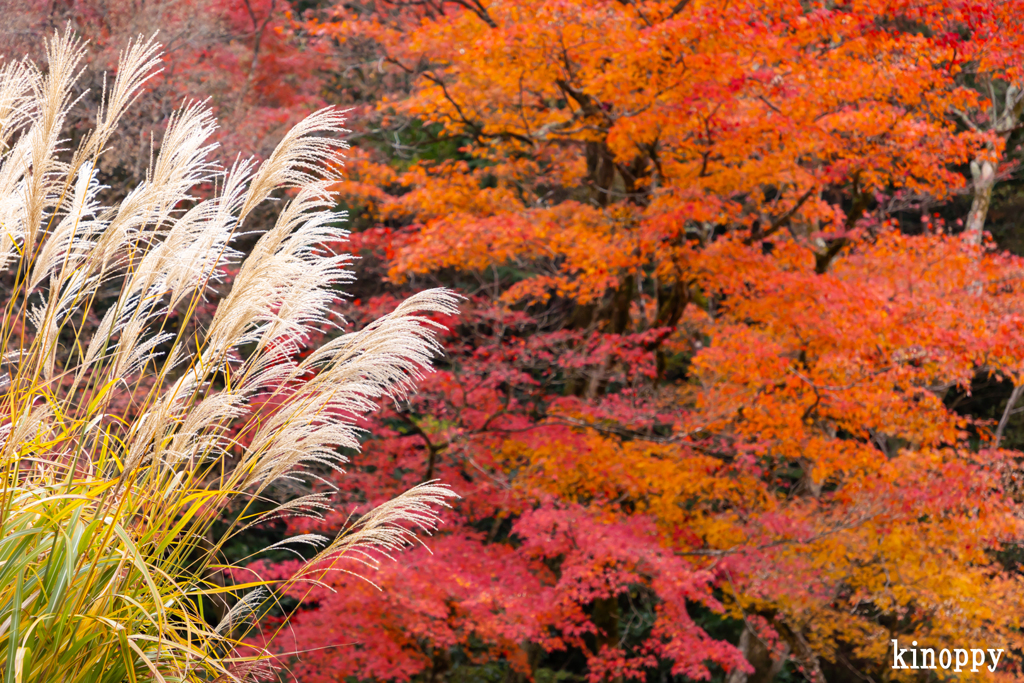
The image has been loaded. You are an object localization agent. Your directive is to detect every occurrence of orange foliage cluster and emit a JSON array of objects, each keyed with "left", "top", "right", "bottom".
[{"left": 321, "top": 0, "right": 1024, "bottom": 297}]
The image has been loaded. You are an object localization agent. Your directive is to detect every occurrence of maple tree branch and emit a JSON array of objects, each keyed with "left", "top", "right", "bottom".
[
  {"left": 791, "top": 367, "right": 894, "bottom": 393},
  {"left": 995, "top": 384, "right": 1023, "bottom": 449},
  {"left": 446, "top": 0, "right": 498, "bottom": 28},
  {"left": 1002, "top": 84, "right": 1024, "bottom": 134},
  {"left": 746, "top": 187, "right": 815, "bottom": 244},
  {"left": 668, "top": 0, "right": 692, "bottom": 17},
  {"left": 555, "top": 78, "right": 599, "bottom": 117},
  {"left": 989, "top": 79, "right": 998, "bottom": 125},
  {"left": 814, "top": 237, "right": 849, "bottom": 274},
  {"left": 733, "top": 614, "right": 791, "bottom": 680},
  {"left": 423, "top": 71, "right": 533, "bottom": 145},
  {"left": 835, "top": 651, "right": 878, "bottom": 683},
  {"left": 549, "top": 416, "right": 734, "bottom": 460},
  {"left": 237, "top": 0, "right": 278, "bottom": 107},
  {"left": 422, "top": 72, "right": 476, "bottom": 127},
  {"left": 698, "top": 150, "right": 711, "bottom": 178},
  {"left": 695, "top": 105, "right": 723, "bottom": 178},
  {"left": 383, "top": 55, "right": 418, "bottom": 75},
  {"left": 680, "top": 511, "right": 883, "bottom": 557},
  {"left": 757, "top": 94, "right": 784, "bottom": 116},
  {"left": 619, "top": 0, "right": 653, "bottom": 27},
  {"left": 399, "top": 413, "right": 449, "bottom": 481},
  {"left": 517, "top": 71, "right": 532, "bottom": 138},
  {"left": 477, "top": 392, "right": 513, "bottom": 434},
  {"left": 949, "top": 106, "right": 981, "bottom": 133}
]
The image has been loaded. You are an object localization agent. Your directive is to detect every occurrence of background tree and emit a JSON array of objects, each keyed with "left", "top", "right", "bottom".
[{"left": 265, "top": 1, "right": 1024, "bottom": 680}]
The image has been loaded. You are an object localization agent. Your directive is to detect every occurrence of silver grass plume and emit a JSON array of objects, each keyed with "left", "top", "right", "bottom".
[
  {"left": 0, "top": 31, "right": 459, "bottom": 683},
  {"left": 293, "top": 481, "right": 457, "bottom": 590}
]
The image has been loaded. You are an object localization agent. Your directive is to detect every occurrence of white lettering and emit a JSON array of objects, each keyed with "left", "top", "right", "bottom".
[
  {"left": 892, "top": 639, "right": 907, "bottom": 669},
  {"left": 894, "top": 643, "right": 1002, "bottom": 672}
]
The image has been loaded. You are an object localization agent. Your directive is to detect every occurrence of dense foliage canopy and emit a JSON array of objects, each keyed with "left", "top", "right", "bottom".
[{"left": 9, "top": 0, "right": 1024, "bottom": 681}]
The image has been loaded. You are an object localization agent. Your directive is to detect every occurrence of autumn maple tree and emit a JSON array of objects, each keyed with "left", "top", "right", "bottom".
[{"left": 257, "top": 0, "right": 1024, "bottom": 681}]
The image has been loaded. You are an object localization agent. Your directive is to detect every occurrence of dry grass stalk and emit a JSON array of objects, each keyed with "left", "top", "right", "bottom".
[{"left": 0, "top": 31, "right": 458, "bottom": 682}]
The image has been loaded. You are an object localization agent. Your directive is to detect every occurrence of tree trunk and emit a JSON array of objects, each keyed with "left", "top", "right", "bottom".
[
  {"left": 586, "top": 141, "right": 617, "bottom": 206},
  {"left": 726, "top": 623, "right": 789, "bottom": 683},
  {"left": 591, "top": 596, "right": 623, "bottom": 682},
  {"left": 585, "top": 274, "right": 634, "bottom": 398},
  {"left": 965, "top": 157, "right": 997, "bottom": 246},
  {"left": 960, "top": 82, "right": 1024, "bottom": 246}
]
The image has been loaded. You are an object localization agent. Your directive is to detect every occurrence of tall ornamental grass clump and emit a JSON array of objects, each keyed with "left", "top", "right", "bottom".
[{"left": 0, "top": 32, "right": 459, "bottom": 682}]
